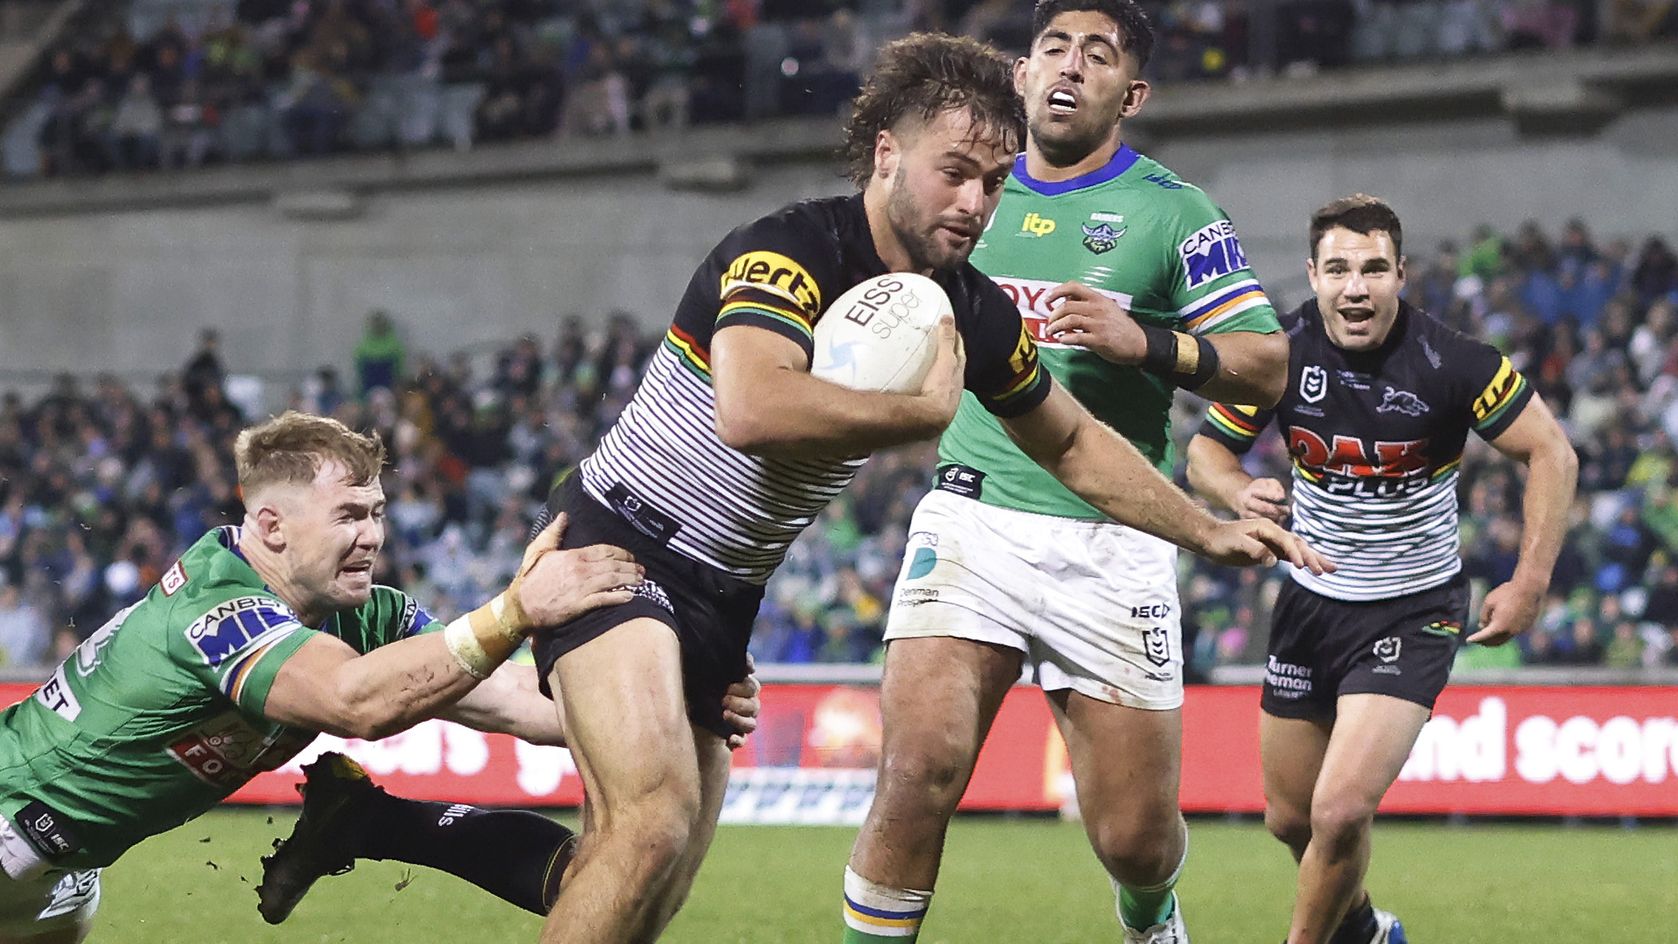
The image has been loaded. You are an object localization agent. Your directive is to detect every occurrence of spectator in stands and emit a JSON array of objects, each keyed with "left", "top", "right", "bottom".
[
  {"left": 0, "top": 581, "right": 50, "bottom": 668},
  {"left": 355, "top": 310, "right": 406, "bottom": 395},
  {"left": 1603, "top": 0, "right": 1678, "bottom": 42},
  {"left": 1632, "top": 236, "right": 1678, "bottom": 303},
  {"left": 181, "top": 328, "right": 226, "bottom": 407}
]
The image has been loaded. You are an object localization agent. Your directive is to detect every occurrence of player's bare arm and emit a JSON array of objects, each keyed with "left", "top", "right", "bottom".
[
  {"left": 710, "top": 317, "right": 964, "bottom": 457},
  {"left": 1185, "top": 433, "right": 1290, "bottom": 523},
  {"left": 1002, "top": 381, "right": 1330, "bottom": 572},
  {"left": 443, "top": 657, "right": 764, "bottom": 749},
  {"left": 1043, "top": 281, "right": 1288, "bottom": 406},
  {"left": 262, "top": 517, "right": 642, "bottom": 740},
  {"left": 1472, "top": 394, "right": 1579, "bottom": 645}
]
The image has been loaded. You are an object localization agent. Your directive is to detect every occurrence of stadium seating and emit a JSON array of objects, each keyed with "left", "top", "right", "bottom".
[{"left": 5, "top": 0, "right": 1674, "bottom": 180}]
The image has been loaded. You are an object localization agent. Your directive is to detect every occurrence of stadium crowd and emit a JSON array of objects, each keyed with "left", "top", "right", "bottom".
[
  {"left": 8, "top": 0, "right": 1676, "bottom": 178},
  {"left": 1, "top": 220, "right": 1677, "bottom": 674}
]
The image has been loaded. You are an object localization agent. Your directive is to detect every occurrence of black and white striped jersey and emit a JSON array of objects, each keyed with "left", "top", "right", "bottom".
[
  {"left": 1198, "top": 299, "right": 1533, "bottom": 601},
  {"left": 577, "top": 194, "right": 1051, "bottom": 584}
]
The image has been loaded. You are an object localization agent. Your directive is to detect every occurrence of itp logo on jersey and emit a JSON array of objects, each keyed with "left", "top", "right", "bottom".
[{"left": 1179, "top": 220, "right": 1248, "bottom": 290}]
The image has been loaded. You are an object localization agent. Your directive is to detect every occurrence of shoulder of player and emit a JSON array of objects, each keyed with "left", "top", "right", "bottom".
[
  {"left": 1119, "top": 153, "right": 1215, "bottom": 211},
  {"left": 950, "top": 262, "right": 1014, "bottom": 314},
  {"left": 1279, "top": 302, "right": 1314, "bottom": 341},
  {"left": 353, "top": 584, "right": 432, "bottom": 636},
  {"left": 768, "top": 194, "right": 862, "bottom": 238},
  {"left": 1402, "top": 302, "right": 1501, "bottom": 364},
  {"left": 160, "top": 585, "right": 299, "bottom": 669}
]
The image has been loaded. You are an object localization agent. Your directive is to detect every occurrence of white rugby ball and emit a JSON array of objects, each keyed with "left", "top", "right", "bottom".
[{"left": 810, "top": 272, "right": 950, "bottom": 394}]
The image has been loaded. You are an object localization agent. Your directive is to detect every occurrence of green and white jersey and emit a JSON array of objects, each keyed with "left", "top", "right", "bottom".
[
  {"left": 0, "top": 527, "right": 440, "bottom": 869},
  {"left": 941, "top": 145, "right": 1281, "bottom": 519}
]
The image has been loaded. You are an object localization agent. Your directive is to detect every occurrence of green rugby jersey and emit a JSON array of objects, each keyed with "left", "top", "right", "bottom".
[
  {"left": 940, "top": 145, "right": 1281, "bottom": 519},
  {"left": 0, "top": 527, "right": 439, "bottom": 869}
]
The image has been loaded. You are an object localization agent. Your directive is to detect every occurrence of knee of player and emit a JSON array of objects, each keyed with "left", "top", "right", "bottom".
[
  {"left": 598, "top": 794, "right": 700, "bottom": 869},
  {"left": 1306, "top": 795, "right": 1376, "bottom": 849},
  {"left": 1087, "top": 816, "right": 1183, "bottom": 882},
  {"left": 1263, "top": 803, "right": 1312, "bottom": 848},
  {"left": 877, "top": 747, "right": 970, "bottom": 811}
]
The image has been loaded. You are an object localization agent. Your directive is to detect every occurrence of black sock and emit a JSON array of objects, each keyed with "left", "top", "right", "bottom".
[
  {"left": 1328, "top": 895, "right": 1377, "bottom": 944},
  {"left": 357, "top": 794, "right": 577, "bottom": 915}
]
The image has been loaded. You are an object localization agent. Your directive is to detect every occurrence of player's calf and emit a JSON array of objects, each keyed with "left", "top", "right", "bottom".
[{"left": 259, "top": 752, "right": 580, "bottom": 922}]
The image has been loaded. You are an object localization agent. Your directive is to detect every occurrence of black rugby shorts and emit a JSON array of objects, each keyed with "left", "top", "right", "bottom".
[
  {"left": 529, "top": 474, "right": 762, "bottom": 739},
  {"left": 1260, "top": 572, "right": 1469, "bottom": 721}
]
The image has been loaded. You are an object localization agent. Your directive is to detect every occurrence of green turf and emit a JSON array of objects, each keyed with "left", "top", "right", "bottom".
[{"left": 93, "top": 809, "right": 1676, "bottom": 943}]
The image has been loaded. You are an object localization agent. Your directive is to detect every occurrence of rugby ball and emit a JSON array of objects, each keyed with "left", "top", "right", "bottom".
[{"left": 810, "top": 273, "right": 950, "bottom": 394}]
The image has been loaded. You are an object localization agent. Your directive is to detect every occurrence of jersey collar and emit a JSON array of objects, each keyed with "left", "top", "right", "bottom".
[
  {"left": 215, "top": 525, "right": 247, "bottom": 562},
  {"left": 1011, "top": 143, "right": 1141, "bottom": 197}
]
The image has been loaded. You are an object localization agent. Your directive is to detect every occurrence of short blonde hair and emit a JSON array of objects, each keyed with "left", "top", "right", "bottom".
[{"left": 234, "top": 411, "right": 385, "bottom": 495}]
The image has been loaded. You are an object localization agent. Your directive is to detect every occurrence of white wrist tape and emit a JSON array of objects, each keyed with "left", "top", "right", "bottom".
[{"left": 443, "top": 615, "right": 494, "bottom": 680}]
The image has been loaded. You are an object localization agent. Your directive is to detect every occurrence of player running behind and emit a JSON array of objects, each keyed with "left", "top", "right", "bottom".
[
  {"left": 1186, "top": 195, "right": 1576, "bottom": 944},
  {"left": 844, "top": 4, "right": 1286, "bottom": 943},
  {"left": 0, "top": 411, "right": 753, "bottom": 944},
  {"left": 514, "top": 31, "right": 1327, "bottom": 944}
]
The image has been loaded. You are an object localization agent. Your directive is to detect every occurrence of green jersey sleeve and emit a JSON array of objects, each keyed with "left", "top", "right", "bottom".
[
  {"left": 165, "top": 586, "right": 441, "bottom": 717},
  {"left": 167, "top": 596, "right": 314, "bottom": 715},
  {"left": 1166, "top": 194, "right": 1280, "bottom": 337}
]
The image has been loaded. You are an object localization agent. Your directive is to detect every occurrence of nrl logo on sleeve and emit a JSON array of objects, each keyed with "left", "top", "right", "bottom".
[
  {"left": 1299, "top": 364, "right": 1328, "bottom": 403},
  {"left": 1179, "top": 220, "right": 1248, "bottom": 289}
]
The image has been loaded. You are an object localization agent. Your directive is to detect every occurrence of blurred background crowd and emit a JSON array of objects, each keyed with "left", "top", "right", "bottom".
[
  {"left": 5, "top": 0, "right": 1677, "bottom": 178},
  {"left": 2, "top": 216, "right": 1677, "bottom": 674}
]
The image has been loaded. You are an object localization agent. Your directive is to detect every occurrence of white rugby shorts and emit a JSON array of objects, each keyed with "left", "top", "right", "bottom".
[
  {"left": 884, "top": 490, "right": 1184, "bottom": 710},
  {"left": 0, "top": 814, "right": 99, "bottom": 937}
]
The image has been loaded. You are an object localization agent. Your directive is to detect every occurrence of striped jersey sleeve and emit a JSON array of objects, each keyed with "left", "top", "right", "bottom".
[
  {"left": 170, "top": 595, "right": 315, "bottom": 714},
  {"left": 1165, "top": 195, "right": 1279, "bottom": 336},
  {"left": 964, "top": 278, "right": 1052, "bottom": 418},
  {"left": 1198, "top": 401, "right": 1275, "bottom": 454},
  {"left": 1469, "top": 353, "right": 1534, "bottom": 439},
  {"left": 711, "top": 218, "right": 836, "bottom": 359}
]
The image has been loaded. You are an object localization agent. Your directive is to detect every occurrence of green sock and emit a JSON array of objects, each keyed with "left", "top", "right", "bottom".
[
  {"left": 842, "top": 866, "right": 930, "bottom": 942},
  {"left": 1118, "top": 886, "right": 1177, "bottom": 931}
]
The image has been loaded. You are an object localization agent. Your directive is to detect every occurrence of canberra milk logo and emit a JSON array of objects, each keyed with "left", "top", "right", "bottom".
[
  {"left": 1299, "top": 364, "right": 1328, "bottom": 403},
  {"left": 1179, "top": 219, "right": 1248, "bottom": 289}
]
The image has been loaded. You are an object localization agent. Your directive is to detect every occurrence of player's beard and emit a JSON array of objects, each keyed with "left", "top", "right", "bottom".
[
  {"left": 885, "top": 166, "right": 978, "bottom": 272},
  {"left": 1026, "top": 100, "right": 1120, "bottom": 169}
]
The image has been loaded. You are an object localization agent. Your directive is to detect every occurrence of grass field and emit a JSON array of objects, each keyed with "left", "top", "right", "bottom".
[{"left": 94, "top": 810, "right": 1675, "bottom": 943}]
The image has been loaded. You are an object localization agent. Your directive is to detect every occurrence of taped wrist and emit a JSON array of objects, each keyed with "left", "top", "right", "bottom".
[
  {"left": 443, "top": 593, "right": 527, "bottom": 680},
  {"left": 1140, "top": 326, "right": 1221, "bottom": 390}
]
